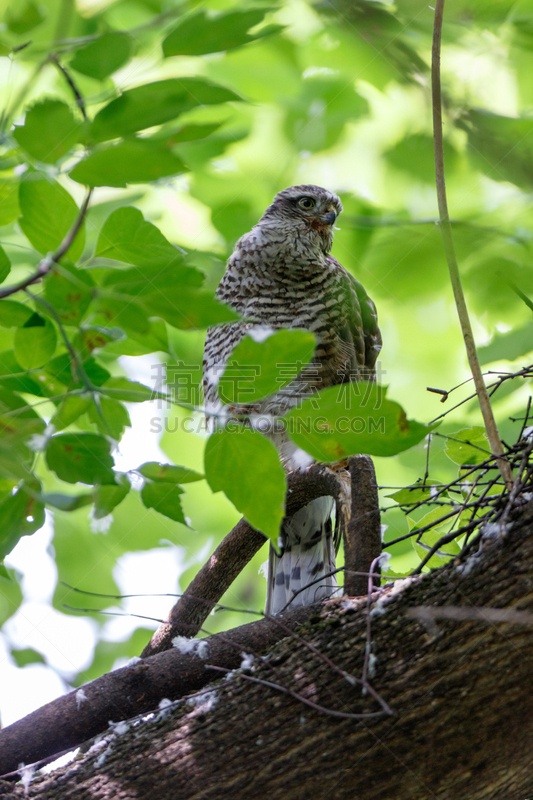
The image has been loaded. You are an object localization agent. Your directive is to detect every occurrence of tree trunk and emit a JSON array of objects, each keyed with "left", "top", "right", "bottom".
[{"left": 1, "top": 502, "right": 533, "bottom": 800}]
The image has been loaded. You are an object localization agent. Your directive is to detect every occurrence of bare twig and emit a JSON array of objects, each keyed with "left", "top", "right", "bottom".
[
  {"left": 0, "top": 188, "right": 92, "bottom": 299},
  {"left": 427, "top": 386, "right": 449, "bottom": 402},
  {"left": 430, "top": 364, "right": 533, "bottom": 425},
  {"left": 362, "top": 554, "right": 382, "bottom": 688},
  {"left": 499, "top": 439, "right": 533, "bottom": 534},
  {"left": 49, "top": 53, "right": 87, "bottom": 119},
  {"left": 432, "top": 0, "right": 513, "bottom": 490},
  {"left": 205, "top": 665, "right": 389, "bottom": 721}
]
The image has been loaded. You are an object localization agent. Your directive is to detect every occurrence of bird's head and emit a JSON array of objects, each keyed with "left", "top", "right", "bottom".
[{"left": 259, "top": 185, "right": 343, "bottom": 253}]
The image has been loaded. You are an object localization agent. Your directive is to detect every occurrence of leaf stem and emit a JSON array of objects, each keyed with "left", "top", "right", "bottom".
[
  {"left": 431, "top": 0, "right": 513, "bottom": 490},
  {"left": 49, "top": 54, "right": 87, "bottom": 120}
]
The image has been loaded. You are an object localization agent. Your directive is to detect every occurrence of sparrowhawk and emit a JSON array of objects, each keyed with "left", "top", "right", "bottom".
[{"left": 203, "top": 185, "right": 381, "bottom": 614}]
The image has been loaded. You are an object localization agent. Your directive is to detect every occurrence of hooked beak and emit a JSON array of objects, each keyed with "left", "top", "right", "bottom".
[{"left": 322, "top": 206, "right": 337, "bottom": 226}]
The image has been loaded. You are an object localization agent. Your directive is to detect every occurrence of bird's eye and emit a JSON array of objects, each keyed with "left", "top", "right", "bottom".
[{"left": 298, "top": 197, "right": 316, "bottom": 210}]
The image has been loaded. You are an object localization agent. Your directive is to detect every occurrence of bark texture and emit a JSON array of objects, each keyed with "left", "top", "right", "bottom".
[
  {"left": 1, "top": 503, "right": 533, "bottom": 800},
  {"left": 345, "top": 455, "right": 381, "bottom": 595}
]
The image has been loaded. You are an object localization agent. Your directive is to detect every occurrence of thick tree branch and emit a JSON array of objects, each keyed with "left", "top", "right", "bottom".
[
  {"left": 3, "top": 501, "right": 533, "bottom": 799},
  {"left": 142, "top": 464, "right": 351, "bottom": 656},
  {"left": 0, "top": 604, "right": 318, "bottom": 776},
  {"left": 344, "top": 455, "right": 381, "bottom": 595}
]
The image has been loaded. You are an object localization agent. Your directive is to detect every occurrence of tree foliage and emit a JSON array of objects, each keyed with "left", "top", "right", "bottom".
[{"left": 0, "top": 0, "right": 532, "bottom": 718}]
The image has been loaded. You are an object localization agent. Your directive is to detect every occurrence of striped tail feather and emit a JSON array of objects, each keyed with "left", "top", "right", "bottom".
[{"left": 265, "top": 495, "right": 340, "bottom": 615}]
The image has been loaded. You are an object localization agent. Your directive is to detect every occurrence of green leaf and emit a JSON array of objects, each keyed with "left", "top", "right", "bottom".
[
  {"left": 142, "top": 288, "right": 239, "bottom": 329},
  {"left": 388, "top": 480, "right": 446, "bottom": 506},
  {"left": 412, "top": 509, "right": 461, "bottom": 569},
  {"left": 50, "top": 395, "right": 92, "bottom": 431},
  {"left": 95, "top": 206, "right": 203, "bottom": 289},
  {"left": 204, "top": 427, "right": 286, "bottom": 540},
  {"left": 459, "top": 110, "right": 533, "bottom": 190},
  {"left": 87, "top": 397, "right": 131, "bottom": 440},
  {"left": 163, "top": 123, "right": 223, "bottom": 143},
  {"left": 138, "top": 462, "right": 204, "bottom": 483},
  {"left": 102, "top": 262, "right": 204, "bottom": 295},
  {"left": 0, "top": 563, "right": 23, "bottom": 626},
  {"left": 90, "top": 79, "right": 242, "bottom": 143},
  {"left": 78, "top": 326, "right": 125, "bottom": 355},
  {"left": 10, "top": 647, "right": 46, "bottom": 667},
  {"left": 478, "top": 321, "right": 533, "bottom": 364},
  {"left": 45, "top": 353, "right": 110, "bottom": 388},
  {"left": 5, "top": 0, "right": 45, "bottom": 34},
  {"left": 96, "top": 207, "right": 183, "bottom": 266},
  {"left": 45, "top": 433, "right": 115, "bottom": 485},
  {"left": 101, "top": 318, "right": 169, "bottom": 357},
  {"left": 444, "top": 427, "right": 490, "bottom": 466},
  {"left": 163, "top": 8, "right": 276, "bottom": 56},
  {"left": 285, "top": 383, "right": 432, "bottom": 462},
  {"left": 101, "top": 377, "right": 158, "bottom": 403},
  {"left": 140, "top": 481, "right": 187, "bottom": 524},
  {"left": 42, "top": 492, "right": 93, "bottom": 511},
  {"left": 0, "top": 350, "right": 43, "bottom": 396},
  {"left": 13, "top": 100, "right": 81, "bottom": 164},
  {"left": 69, "top": 139, "right": 186, "bottom": 188},
  {"left": 219, "top": 329, "right": 316, "bottom": 405},
  {"left": 14, "top": 312, "right": 57, "bottom": 369},
  {"left": 0, "top": 480, "right": 45, "bottom": 560},
  {"left": 70, "top": 32, "right": 133, "bottom": 80},
  {"left": 0, "top": 180, "right": 20, "bottom": 225},
  {"left": 95, "top": 296, "right": 151, "bottom": 335},
  {"left": 0, "top": 246, "right": 11, "bottom": 283},
  {"left": 19, "top": 176, "right": 85, "bottom": 262},
  {"left": 0, "top": 413, "right": 41, "bottom": 481},
  {"left": 0, "top": 300, "right": 32, "bottom": 328},
  {"left": 93, "top": 473, "right": 130, "bottom": 518},
  {"left": 44, "top": 264, "right": 94, "bottom": 325}
]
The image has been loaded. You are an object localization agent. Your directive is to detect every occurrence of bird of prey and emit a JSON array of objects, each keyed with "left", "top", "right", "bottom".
[{"left": 203, "top": 185, "right": 381, "bottom": 614}]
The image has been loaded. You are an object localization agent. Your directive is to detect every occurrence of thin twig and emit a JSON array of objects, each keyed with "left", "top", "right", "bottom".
[
  {"left": 432, "top": 0, "right": 513, "bottom": 490},
  {"left": 362, "top": 555, "right": 383, "bottom": 688},
  {"left": 499, "top": 439, "right": 533, "bottom": 534},
  {"left": 430, "top": 365, "right": 533, "bottom": 424},
  {"left": 0, "top": 188, "right": 92, "bottom": 299},
  {"left": 205, "top": 665, "right": 390, "bottom": 721},
  {"left": 49, "top": 54, "right": 87, "bottom": 119}
]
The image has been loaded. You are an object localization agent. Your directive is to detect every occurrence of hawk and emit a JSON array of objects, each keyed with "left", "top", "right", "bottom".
[{"left": 203, "top": 185, "right": 381, "bottom": 614}]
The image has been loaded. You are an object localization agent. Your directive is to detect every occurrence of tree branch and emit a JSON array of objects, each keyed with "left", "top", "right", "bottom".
[
  {"left": 141, "top": 464, "right": 351, "bottom": 656},
  {"left": 3, "top": 501, "right": 533, "bottom": 798},
  {"left": 0, "top": 604, "right": 318, "bottom": 776},
  {"left": 0, "top": 188, "right": 92, "bottom": 299},
  {"left": 344, "top": 455, "right": 381, "bottom": 595},
  {"left": 49, "top": 54, "right": 87, "bottom": 120},
  {"left": 432, "top": 0, "right": 513, "bottom": 490}
]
